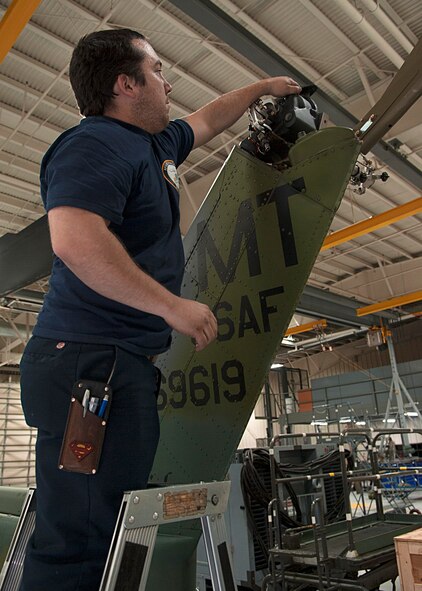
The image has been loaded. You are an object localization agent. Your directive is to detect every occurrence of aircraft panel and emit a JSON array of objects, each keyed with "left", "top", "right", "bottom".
[{"left": 150, "top": 127, "right": 361, "bottom": 487}]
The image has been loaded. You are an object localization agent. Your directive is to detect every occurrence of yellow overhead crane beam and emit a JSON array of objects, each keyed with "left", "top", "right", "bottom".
[
  {"left": 0, "top": 0, "right": 43, "bottom": 64},
  {"left": 321, "top": 196, "right": 422, "bottom": 251},
  {"left": 285, "top": 319, "right": 327, "bottom": 336},
  {"left": 357, "top": 290, "right": 422, "bottom": 317}
]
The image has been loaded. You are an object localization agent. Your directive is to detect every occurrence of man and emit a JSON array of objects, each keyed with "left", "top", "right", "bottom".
[
  {"left": 19, "top": 29, "right": 301, "bottom": 590},
  {"left": 387, "top": 436, "right": 396, "bottom": 462}
]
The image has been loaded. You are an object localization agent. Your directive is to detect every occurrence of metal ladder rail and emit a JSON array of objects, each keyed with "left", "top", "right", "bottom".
[
  {"left": 99, "top": 480, "right": 236, "bottom": 591},
  {"left": 0, "top": 481, "right": 236, "bottom": 591},
  {"left": 0, "top": 488, "right": 36, "bottom": 591}
]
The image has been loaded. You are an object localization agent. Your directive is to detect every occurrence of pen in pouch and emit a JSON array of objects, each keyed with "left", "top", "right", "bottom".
[{"left": 98, "top": 394, "right": 109, "bottom": 418}]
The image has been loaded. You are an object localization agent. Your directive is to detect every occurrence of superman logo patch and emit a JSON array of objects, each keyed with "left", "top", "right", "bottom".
[{"left": 70, "top": 441, "right": 94, "bottom": 461}]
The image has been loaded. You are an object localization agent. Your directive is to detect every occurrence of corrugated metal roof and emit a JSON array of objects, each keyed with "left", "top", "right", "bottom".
[
  {"left": 388, "top": 0, "right": 422, "bottom": 24},
  {"left": 0, "top": 0, "right": 421, "bottom": 362}
]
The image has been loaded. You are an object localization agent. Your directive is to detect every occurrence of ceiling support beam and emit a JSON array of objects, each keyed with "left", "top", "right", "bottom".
[
  {"left": 376, "top": 258, "right": 395, "bottom": 299},
  {"left": 217, "top": 0, "right": 347, "bottom": 100},
  {"left": 321, "top": 221, "right": 421, "bottom": 266},
  {"left": 0, "top": 216, "right": 52, "bottom": 297},
  {"left": 135, "top": 0, "right": 257, "bottom": 83},
  {"left": 298, "top": 0, "right": 386, "bottom": 81},
  {"left": 285, "top": 319, "right": 327, "bottom": 336},
  {"left": 330, "top": 207, "right": 401, "bottom": 263},
  {"left": 168, "top": 0, "right": 422, "bottom": 190},
  {"left": 0, "top": 0, "right": 42, "bottom": 63},
  {"left": 333, "top": 0, "right": 404, "bottom": 68},
  {"left": 0, "top": 173, "right": 39, "bottom": 194},
  {"left": 379, "top": 0, "right": 418, "bottom": 45},
  {"left": 322, "top": 196, "right": 422, "bottom": 251},
  {"left": 286, "top": 327, "right": 367, "bottom": 351},
  {"left": 357, "top": 290, "right": 422, "bottom": 316},
  {"left": 297, "top": 285, "right": 392, "bottom": 327},
  {"left": 359, "top": 0, "right": 413, "bottom": 53},
  {"left": 0, "top": 2, "right": 121, "bottom": 154},
  {"left": 354, "top": 56, "right": 376, "bottom": 106}
]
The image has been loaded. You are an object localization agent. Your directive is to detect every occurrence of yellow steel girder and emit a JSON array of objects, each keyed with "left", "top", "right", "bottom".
[
  {"left": 285, "top": 319, "right": 327, "bottom": 336},
  {"left": 322, "top": 196, "right": 422, "bottom": 251},
  {"left": 0, "top": 0, "right": 43, "bottom": 64},
  {"left": 357, "top": 290, "right": 422, "bottom": 317}
]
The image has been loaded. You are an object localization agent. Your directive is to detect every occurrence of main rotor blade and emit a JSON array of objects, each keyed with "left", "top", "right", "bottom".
[{"left": 355, "top": 39, "right": 422, "bottom": 154}]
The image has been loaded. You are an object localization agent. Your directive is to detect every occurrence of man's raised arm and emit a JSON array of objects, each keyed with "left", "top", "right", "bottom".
[{"left": 185, "top": 76, "right": 301, "bottom": 149}]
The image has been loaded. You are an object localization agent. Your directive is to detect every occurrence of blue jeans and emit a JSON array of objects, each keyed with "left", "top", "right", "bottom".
[{"left": 19, "top": 337, "right": 160, "bottom": 591}]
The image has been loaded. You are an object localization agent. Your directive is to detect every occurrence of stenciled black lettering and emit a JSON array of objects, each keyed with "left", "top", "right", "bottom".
[
  {"left": 239, "top": 294, "right": 261, "bottom": 337},
  {"left": 259, "top": 285, "right": 284, "bottom": 332},
  {"left": 157, "top": 373, "right": 167, "bottom": 411},
  {"left": 197, "top": 198, "right": 261, "bottom": 291},
  {"left": 189, "top": 365, "right": 210, "bottom": 406},
  {"left": 210, "top": 363, "right": 221, "bottom": 404},
  {"left": 257, "top": 179, "right": 304, "bottom": 268},
  {"left": 222, "top": 360, "right": 246, "bottom": 403},
  {"left": 214, "top": 301, "right": 235, "bottom": 342},
  {"left": 158, "top": 361, "right": 248, "bottom": 409},
  {"left": 169, "top": 370, "right": 187, "bottom": 409}
]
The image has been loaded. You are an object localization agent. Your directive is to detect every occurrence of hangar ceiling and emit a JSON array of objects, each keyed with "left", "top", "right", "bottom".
[{"left": 0, "top": 0, "right": 421, "bottom": 368}]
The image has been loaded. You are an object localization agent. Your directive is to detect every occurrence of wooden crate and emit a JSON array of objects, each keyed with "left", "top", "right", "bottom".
[{"left": 395, "top": 528, "right": 422, "bottom": 590}]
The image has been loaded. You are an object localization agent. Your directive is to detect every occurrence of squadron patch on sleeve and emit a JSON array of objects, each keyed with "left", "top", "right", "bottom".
[{"left": 162, "top": 159, "right": 180, "bottom": 190}]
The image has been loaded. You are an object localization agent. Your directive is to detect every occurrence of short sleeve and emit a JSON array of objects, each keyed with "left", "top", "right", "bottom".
[
  {"left": 42, "top": 135, "right": 135, "bottom": 225},
  {"left": 156, "top": 119, "right": 194, "bottom": 167}
]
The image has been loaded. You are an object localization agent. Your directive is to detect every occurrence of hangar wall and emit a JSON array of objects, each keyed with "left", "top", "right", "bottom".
[
  {"left": 290, "top": 321, "right": 422, "bottom": 379},
  {"left": 312, "top": 358, "right": 422, "bottom": 419}
]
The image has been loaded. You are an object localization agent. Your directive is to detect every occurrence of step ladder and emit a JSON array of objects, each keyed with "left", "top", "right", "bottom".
[
  {"left": 0, "top": 488, "right": 36, "bottom": 591},
  {"left": 0, "top": 481, "right": 236, "bottom": 591}
]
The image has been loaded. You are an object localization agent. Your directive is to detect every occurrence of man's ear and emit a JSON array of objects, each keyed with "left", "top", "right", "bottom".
[{"left": 113, "top": 73, "right": 137, "bottom": 97}]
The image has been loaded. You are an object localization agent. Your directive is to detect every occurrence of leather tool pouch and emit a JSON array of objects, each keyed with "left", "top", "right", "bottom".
[{"left": 58, "top": 379, "right": 112, "bottom": 475}]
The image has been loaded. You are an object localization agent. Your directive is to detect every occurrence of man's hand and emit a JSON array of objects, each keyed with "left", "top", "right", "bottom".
[
  {"left": 265, "top": 76, "right": 302, "bottom": 97},
  {"left": 163, "top": 297, "right": 218, "bottom": 351},
  {"left": 165, "top": 298, "right": 217, "bottom": 351},
  {"left": 186, "top": 76, "right": 302, "bottom": 149}
]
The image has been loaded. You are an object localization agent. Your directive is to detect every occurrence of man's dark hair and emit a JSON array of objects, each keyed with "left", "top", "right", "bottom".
[{"left": 69, "top": 29, "right": 147, "bottom": 116}]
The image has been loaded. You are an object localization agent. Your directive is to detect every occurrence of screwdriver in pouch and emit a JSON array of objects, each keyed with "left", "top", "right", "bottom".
[
  {"left": 82, "top": 389, "right": 90, "bottom": 418},
  {"left": 89, "top": 397, "right": 99, "bottom": 414}
]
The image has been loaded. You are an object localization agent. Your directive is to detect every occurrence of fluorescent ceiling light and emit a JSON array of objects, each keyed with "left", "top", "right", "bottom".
[
  {"left": 339, "top": 417, "right": 352, "bottom": 423},
  {"left": 405, "top": 412, "right": 418, "bottom": 417},
  {"left": 271, "top": 363, "right": 284, "bottom": 369},
  {"left": 355, "top": 421, "right": 366, "bottom": 426}
]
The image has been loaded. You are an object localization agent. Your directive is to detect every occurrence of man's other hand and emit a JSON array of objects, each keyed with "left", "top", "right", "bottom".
[{"left": 164, "top": 297, "right": 218, "bottom": 351}]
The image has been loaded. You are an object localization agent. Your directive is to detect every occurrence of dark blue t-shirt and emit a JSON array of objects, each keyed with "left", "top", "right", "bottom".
[{"left": 33, "top": 115, "right": 194, "bottom": 355}]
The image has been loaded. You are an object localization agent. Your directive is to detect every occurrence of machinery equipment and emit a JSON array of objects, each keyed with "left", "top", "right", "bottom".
[
  {"left": 264, "top": 429, "right": 422, "bottom": 591},
  {"left": 197, "top": 444, "right": 343, "bottom": 591},
  {"left": 239, "top": 85, "right": 322, "bottom": 165},
  {"left": 349, "top": 157, "right": 389, "bottom": 195},
  {"left": 240, "top": 85, "right": 391, "bottom": 196}
]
